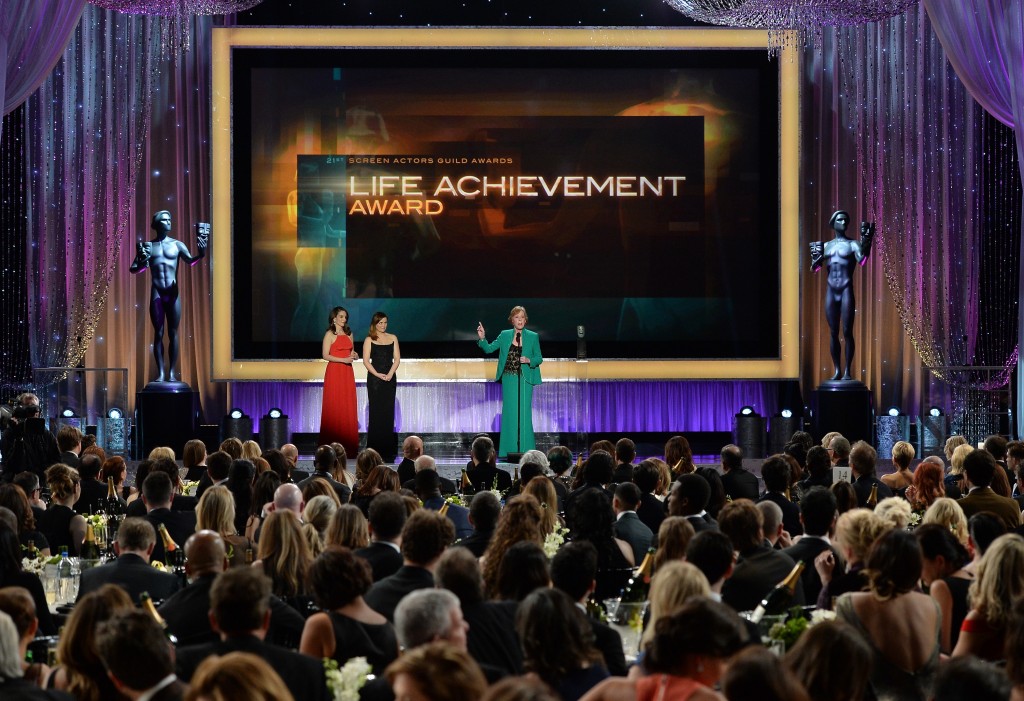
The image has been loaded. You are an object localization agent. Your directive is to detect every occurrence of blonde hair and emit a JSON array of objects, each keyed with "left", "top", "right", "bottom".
[
  {"left": 821, "top": 431, "right": 843, "bottom": 450},
  {"left": 950, "top": 444, "right": 974, "bottom": 475},
  {"left": 241, "top": 440, "right": 262, "bottom": 462},
  {"left": 835, "top": 509, "right": 889, "bottom": 564},
  {"left": 945, "top": 435, "right": 968, "bottom": 462},
  {"left": 874, "top": 497, "right": 912, "bottom": 530},
  {"left": 653, "top": 517, "right": 696, "bottom": 572},
  {"left": 303, "top": 495, "right": 338, "bottom": 535},
  {"left": 523, "top": 477, "right": 559, "bottom": 537},
  {"left": 922, "top": 497, "right": 969, "bottom": 544},
  {"left": 196, "top": 486, "right": 236, "bottom": 537},
  {"left": 891, "top": 441, "right": 915, "bottom": 469},
  {"left": 147, "top": 446, "right": 175, "bottom": 462},
  {"left": 326, "top": 504, "right": 370, "bottom": 550},
  {"left": 385, "top": 642, "right": 487, "bottom": 701},
  {"left": 642, "top": 561, "right": 711, "bottom": 645},
  {"left": 301, "top": 521, "right": 324, "bottom": 558},
  {"left": 256, "top": 512, "right": 311, "bottom": 599},
  {"left": 186, "top": 651, "right": 295, "bottom": 701},
  {"left": 967, "top": 534, "right": 1024, "bottom": 627}
]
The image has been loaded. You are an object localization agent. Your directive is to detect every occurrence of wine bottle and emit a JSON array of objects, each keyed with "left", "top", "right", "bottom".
[
  {"left": 79, "top": 523, "right": 102, "bottom": 569},
  {"left": 619, "top": 548, "right": 655, "bottom": 603},
  {"left": 867, "top": 483, "right": 879, "bottom": 508},
  {"left": 460, "top": 469, "right": 475, "bottom": 496},
  {"left": 748, "top": 561, "right": 805, "bottom": 623},
  {"left": 26, "top": 539, "right": 38, "bottom": 560},
  {"left": 140, "top": 591, "right": 178, "bottom": 644}
]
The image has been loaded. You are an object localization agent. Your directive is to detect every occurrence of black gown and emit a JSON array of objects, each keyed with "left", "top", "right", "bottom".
[{"left": 366, "top": 342, "right": 397, "bottom": 461}]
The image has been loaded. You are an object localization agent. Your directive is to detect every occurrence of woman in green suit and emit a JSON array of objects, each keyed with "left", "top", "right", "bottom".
[{"left": 476, "top": 306, "right": 543, "bottom": 457}]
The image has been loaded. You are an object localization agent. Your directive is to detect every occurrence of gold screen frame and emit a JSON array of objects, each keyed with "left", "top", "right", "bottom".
[{"left": 211, "top": 27, "right": 800, "bottom": 382}]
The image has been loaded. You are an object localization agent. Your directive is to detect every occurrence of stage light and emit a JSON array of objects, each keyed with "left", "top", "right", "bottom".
[
  {"left": 61, "top": 408, "right": 77, "bottom": 418},
  {"left": 929, "top": 406, "right": 943, "bottom": 417},
  {"left": 739, "top": 406, "right": 756, "bottom": 416},
  {"left": 734, "top": 407, "right": 766, "bottom": 458},
  {"left": 780, "top": 408, "right": 793, "bottom": 419},
  {"left": 260, "top": 408, "right": 289, "bottom": 451},
  {"left": 107, "top": 408, "right": 123, "bottom": 420},
  {"left": 268, "top": 407, "right": 283, "bottom": 419},
  {"left": 887, "top": 407, "right": 900, "bottom": 417},
  {"left": 229, "top": 408, "right": 245, "bottom": 420},
  {"left": 222, "top": 409, "right": 253, "bottom": 443}
]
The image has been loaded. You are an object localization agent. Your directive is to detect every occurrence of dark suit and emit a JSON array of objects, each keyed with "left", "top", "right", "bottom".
[
  {"left": 126, "top": 494, "right": 198, "bottom": 518},
  {"left": 145, "top": 508, "right": 197, "bottom": 563},
  {"left": 296, "top": 470, "right": 352, "bottom": 504},
  {"left": 685, "top": 513, "right": 719, "bottom": 533},
  {"left": 852, "top": 474, "right": 893, "bottom": 508},
  {"left": 58, "top": 451, "right": 80, "bottom": 469},
  {"left": 402, "top": 475, "right": 458, "bottom": 495},
  {"left": 587, "top": 612, "right": 628, "bottom": 677},
  {"left": 463, "top": 600, "right": 523, "bottom": 675},
  {"left": 466, "top": 462, "right": 513, "bottom": 493},
  {"left": 397, "top": 457, "right": 416, "bottom": 485},
  {"left": 721, "top": 467, "right": 760, "bottom": 502},
  {"left": 422, "top": 495, "right": 473, "bottom": 539},
  {"left": 365, "top": 565, "right": 434, "bottom": 621},
  {"left": 959, "top": 487, "right": 1022, "bottom": 531},
  {"left": 0, "top": 678, "right": 74, "bottom": 700},
  {"left": 563, "top": 484, "right": 614, "bottom": 529},
  {"left": 455, "top": 528, "right": 494, "bottom": 558},
  {"left": 758, "top": 491, "right": 803, "bottom": 536},
  {"left": 74, "top": 478, "right": 108, "bottom": 515},
  {"left": 145, "top": 679, "right": 187, "bottom": 701},
  {"left": 781, "top": 535, "right": 841, "bottom": 606},
  {"left": 611, "top": 463, "right": 634, "bottom": 484},
  {"left": 176, "top": 635, "right": 331, "bottom": 701},
  {"left": 722, "top": 545, "right": 805, "bottom": 613},
  {"left": 613, "top": 511, "right": 653, "bottom": 565},
  {"left": 355, "top": 541, "right": 404, "bottom": 582},
  {"left": 77, "top": 552, "right": 181, "bottom": 604},
  {"left": 635, "top": 493, "right": 666, "bottom": 535}
]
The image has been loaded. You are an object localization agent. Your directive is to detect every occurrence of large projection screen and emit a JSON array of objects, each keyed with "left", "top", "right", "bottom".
[{"left": 211, "top": 28, "right": 800, "bottom": 381}]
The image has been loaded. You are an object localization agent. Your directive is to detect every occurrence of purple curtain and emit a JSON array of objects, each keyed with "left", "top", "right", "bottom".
[
  {"left": 923, "top": 0, "right": 1024, "bottom": 436},
  {"left": 0, "top": 0, "right": 85, "bottom": 127}
]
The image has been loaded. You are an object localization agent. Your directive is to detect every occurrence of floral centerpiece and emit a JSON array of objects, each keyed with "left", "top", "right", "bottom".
[
  {"left": 444, "top": 494, "right": 465, "bottom": 508},
  {"left": 767, "top": 607, "right": 836, "bottom": 651},
  {"left": 324, "top": 656, "right": 373, "bottom": 701},
  {"left": 543, "top": 523, "right": 569, "bottom": 559},
  {"left": 181, "top": 480, "right": 200, "bottom": 497}
]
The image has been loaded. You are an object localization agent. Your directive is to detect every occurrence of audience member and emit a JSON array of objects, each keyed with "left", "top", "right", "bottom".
[
  {"left": 611, "top": 438, "right": 635, "bottom": 484},
  {"left": 77, "top": 518, "right": 180, "bottom": 603},
  {"left": 611, "top": 482, "right": 652, "bottom": 564},
  {"left": 466, "top": 436, "right": 512, "bottom": 493},
  {"left": 785, "top": 619, "right": 871, "bottom": 701},
  {"left": 570, "top": 489, "right": 634, "bottom": 600},
  {"left": 664, "top": 435, "right": 695, "bottom": 477},
  {"left": 246, "top": 471, "right": 280, "bottom": 541},
  {"left": 721, "top": 646, "right": 810, "bottom": 701},
  {"left": 352, "top": 464, "right": 402, "bottom": 518},
  {"left": 326, "top": 503, "right": 370, "bottom": 550},
  {"left": 881, "top": 440, "right": 915, "bottom": 494},
  {"left": 696, "top": 466, "right": 728, "bottom": 520},
  {"left": 641, "top": 561, "right": 711, "bottom": 654},
  {"left": 495, "top": 541, "right": 549, "bottom": 602},
  {"left": 953, "top": 533, "right": 1024, "bottom": 661},
  {"left": 828, "top": 435, "right": 851, "bottom": 466},
  {"left": 831, "top": 480, "right": 858, "bottom": 514},
  {"left": 782, "top": 486, "right": 840, "bottom": 605},
  {"left": 196, "top": 485, "right": 252, "bottom": 568},
  {"left": 296, "top": 445, "right": 352, "bottom": 504},
  {"left": 481, "top": 495, "right": 544, "bottom": 599},
  {"left": 720, "top": 443, "right": 758, "bottom": 502},
  {"left": 142, "top": 471, "right": 197, "bottom": 563},
  {"left": 668, "top": 473, "right": 718, "bottom": 533},
  {"left": 564, "top": 450, "right": 615, "bottom": 528},
  {"left": 186, "top": 652, "right": 296, "bottom": 701},
  {"left": 933, "top": 656, "right": 1012, "bottom": 701},
  {"left": 415, "top": 469, "right": 472, "bottom": 539},
  {"left": 849, "top": 441, "right": 893, "bottom": 507},
  {"left": 874, "top": 496, "right": 913, "bottom": 530},
  {"left": 74, "top": 453, "right": 107, "bottom": 515},
  {"left": 905, "top": 458, "right": 946, "bottom": 511},
  {"left": 385, "top": 643, "right": 488, "bottom": 701},
  {"left": 958, "top": 449, "right": 1022, "bottom": 530},
  {"left": 95, "top": 610, "right": 186, "bottom": 701},
  {"left": 758, "top": 454, "right": 802, "bottom": 535},
  {"left": 354, "top": 492, "right": 406, "bottom": 581},
  {"left": 915, "top": 523, "right": 973, "bottom": 653},
  {"left": 632, "top": 460, "right": 667, "bottom": 535},
  {"left": 55, "top": 425, "right": 82, "bottom": 470},
  {"left": 397, "top": 435, "right": 424, "bottom": 484},
  {"left": 0, "top": 484, "right": 50, "bottom": 556},
  {"left": 922, "top": 497, "right": 969, "bottom": 545},
  {"left": 652, "top": 516, "right": 695, "bottom": 572},
  {"left": 814, "top": 508, "right": 887, "bottom": 610},
  {"left": 38, "top": 463, "right": 86, "bottom": 556},
  {"left": 757, "top": 500, "right": 788, "bottom": 549}
]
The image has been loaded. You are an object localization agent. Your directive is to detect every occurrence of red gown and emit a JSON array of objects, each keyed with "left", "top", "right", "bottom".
[{"left": 319, "top": 334, "right": 359, "bottom": 457}]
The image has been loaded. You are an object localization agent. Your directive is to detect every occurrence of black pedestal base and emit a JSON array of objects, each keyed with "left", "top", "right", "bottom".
[
  {"left": 136, "top": 388, "right": 201, "bottom": 458},
  {"left": 811, "top": 383, "right": 873, "bottom": 446}
]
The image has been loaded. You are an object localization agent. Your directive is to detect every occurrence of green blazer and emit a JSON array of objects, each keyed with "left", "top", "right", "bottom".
[{"left": 478, "top": 328, "right": 543, "bottom": 385}]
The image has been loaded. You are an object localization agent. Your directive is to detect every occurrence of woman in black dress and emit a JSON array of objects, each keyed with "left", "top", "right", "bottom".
[{"left": 362, "top": 311, "right": 400, "bottom": 462}]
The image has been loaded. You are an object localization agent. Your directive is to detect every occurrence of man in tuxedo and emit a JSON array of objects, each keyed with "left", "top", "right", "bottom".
[
  {"left": 829, "top": 435, "right": 851, "bottom": 467},
  {"left": 564, "top": 450, "right": 615, "bottom": 529},
  {"left": 355, "top": 491, "right": 406, "bottom": 581},
  {"left": 686, "top": 530, "right": 736, "bottom": 603},
  {"left": 402, "top": 454, "right": 457, "bottom": 495},
  {"left": 757, "top": 455, "right": 802, "bottom": 536},
  {"left": 96, "top": 611, "right": 186, "bottom": 701},
  {"left": 466, "top": 435, "right": 512, "bottom": 493},
  {"left": 74, "top": 453, "right": 107, "bottom": 515},
  {"left": 959, "top": 449, "right": 1022, "bottom": 530},
  {"left": 143, "top": 471, "right": 197, "bottom": 562},
  {"left": 415, "top": 468, "right": 472, "bottom": 539},
  {"left": 668, "top": 473, "right": 718, "bottom": 533},
  {"left": 195, "top": 450, "right": 231, "bottom": 500},
  {"left": 366, "top": 509, "right": 454, "bottom": 621},
  {"left": 550, "top": 541, "right": 628, "bottom": 676},
  {"left": 397, "top": 435, "right": 424, "bottom": 484},
  {"left": 983, "top": 434, "right": 1014, "bottom": 487},
  {"left": 56, "top": 424, "right": 82, "bottom": 470},
  {"left": 454, "top": 491, "right": 500, "bottom": 557},
  {"left": 720, "top": 444, "right": 759, "bottom": 502},
  {"left": 718, "top": 499, "right": 804, "bottom": 613},
  {"left": 633, "top": 460, "right": 666, "bottom": 535},
  {"left": 612, "top": 482, "right": 653, "bottom": 564},
  {"left": 612, "top": 438, "right": 636, "bottom": 484},
  {"left": 757, "top": 501, "right": 789, "bottom": 549},
  {"left": 850, "top": 441, "right": 893, "bottom": 507},
  {"left": 127, "top": 457, "right": 197, "bottom": 517},
  {"left": 77, "top": 518, "right": 180, "bottom": 604},
  {"left": 174, "top": 568, "right": 331, "bottom": 701},
  {"left": 782, "top": 487, "right": 842, "bottom": 605},
  {"left": 296, "top": 444, "right": 351, "bottom": 504},
  {"left": 1008, "top": 441, "right": 1024, "bottom": 501}
]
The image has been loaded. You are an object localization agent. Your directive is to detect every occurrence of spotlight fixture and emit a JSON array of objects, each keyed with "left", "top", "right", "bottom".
[
  {"left": 229, "top": 408, "right": 245, "bottom": 420},
  {"left": 780, "top": 408, "right": 793, "bottom": 419},
  {"left": 61, "top": 408, "right": 77, "bottom": 418},
  {"left": 267, "top": 407, "right": 283, "bottom": 419},
  {"left": 260, "top": 408, "right": 289, "bottom": 451},
  {"left": 739, "top": 406, "right": 756, "bottom": 416},
  {"left": 929, "top": 406, "right": 943, "bottom": 417},
  {"left": 107, "top": 407, "right": 123, "bottom": 420},
  {"left": 887, "top": 407, "right": 900, "bottom": 417}
]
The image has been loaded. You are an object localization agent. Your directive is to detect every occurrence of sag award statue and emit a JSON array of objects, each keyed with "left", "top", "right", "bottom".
[
  {"left": 129, "top": 211, "right": 209, "bottom": 387},
  {"left": 809, "top": 210, "right": 874, "bottom": 382}
]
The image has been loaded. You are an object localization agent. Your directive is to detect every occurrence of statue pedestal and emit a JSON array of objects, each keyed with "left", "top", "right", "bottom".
[
  {"left": 136, "top": 385, "right": 201, "bottom": 458},
  {"left": 810, "top": 382, "right": 873, "bottom": 446}
]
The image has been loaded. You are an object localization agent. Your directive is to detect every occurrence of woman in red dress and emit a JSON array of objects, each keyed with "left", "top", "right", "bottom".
[{"left": 320, "top": 307, "right": 360, "bottom": 457}]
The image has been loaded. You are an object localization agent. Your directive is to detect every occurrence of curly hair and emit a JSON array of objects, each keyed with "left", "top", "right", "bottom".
[
  {"left": 910, "top": 460, "right": 945, "bottom": 510},
  {"left": 515, "top": 588, "right": 602, "bottom": 687},
  {"left": 481, "top": 495, "right": 544, "bottom": 598},
  {"left": 664, "top": 435, "right": 695, "bottom": 475},
  {"left": 309, "top": 545, "right": 373, "bottom": 610},
  {"left": 835, "top": 508, "right": 889, "bottom": 564},
  {"left": 921, "top": 497, "right": 969, "bottom": 545}
]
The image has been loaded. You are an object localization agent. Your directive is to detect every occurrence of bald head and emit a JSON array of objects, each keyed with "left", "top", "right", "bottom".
[
  {"left": 414, "top": 455, "right": 436, "bottom": 474},
  {"left": 281, "top": 444, "right": 298, "bottom": 464},
  {"left": 403, "top": 436, "right": 424, "bottom": 460},
  {"left": 184, "top": 530, "right": 227, "bottom": 576},
  {"left": 273, "top": 483, "right": 304, "bottom": 515}
]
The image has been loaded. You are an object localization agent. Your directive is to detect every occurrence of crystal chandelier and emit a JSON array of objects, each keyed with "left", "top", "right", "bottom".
[
  {"left": 87, "top": 0, "right": 266, "bottom": 53},
  {"left": 664, "top": 0, "right": 920, "bottom": 54}
]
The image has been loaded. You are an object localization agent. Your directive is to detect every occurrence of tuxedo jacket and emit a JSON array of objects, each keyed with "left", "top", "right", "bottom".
[
  {"left": 852, "top": 475, "right": 893, "bottom": 508},
  {"left": 397, "top": 457, "right": 416, "bottom": 485},
  {"left": 145, "top": 508, "right": 197, "bottom": 563},
  {"left": 355, "top": 541, "right": 404, "bottom": 582},
  {"left": 295, "top": 471, "right": 352, "bottom": 504},
  {"left": 613, "top": 511, "right": 653, "bottom": 565},
  {"left": 365, "top": 565, "right": 435, "bottom": 622},
  {"left": 478, "top": 328, "right": 543, "bottom": 385},
  {"left": 466, "top": 463, "right": 513, "bottom": 493},
  {"left": 758, "top": 491, "right": 803, "bottom": 536},
  {"left": 74, "top": 478, "right": 109, "bottom": 515},
  {"left": 685, "top": 513, "right": 719, "bottom": 533},
  {"left": 722, "top": 545, "right": 805, "bottom": 613},
  {"left": 782, "top": 536, "right": 842, "bottom": 606},
  {"left": 721, "top": 467, "right": 760, "bottom": 502},
  {"left": 423, "top": 495, "right": 474, "bottom": 539},
  {"left": 402, "top": 475, "right": 458, "bottom": 495},
  {"left": 635, "top": 493, "right": 666, "bottom": 535},
  {"left": 959, "top": 487, "right": 1022, "bottom": 530},
  {"left": 77, "top": 552, "right": 181, "bottom": 604}
]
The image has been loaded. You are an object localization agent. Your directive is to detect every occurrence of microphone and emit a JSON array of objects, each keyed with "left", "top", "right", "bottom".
[{"left": 515, "top": 331, "right": 521, "bottom": 344}]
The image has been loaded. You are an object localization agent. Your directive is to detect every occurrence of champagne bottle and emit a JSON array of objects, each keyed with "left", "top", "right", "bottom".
[
  {"left": 439, "top": 502, "right": 450, "bottom": 517},
  {"left": 619, "top": 548, "right": 655, "bottom": 603},
  {"left": 140, "top": 591, "right": 178, "bottom": 644},
  {"left": 460, "top": 469, "right": 475, "bottom": 496},
  {"left": 157, "top": 523, "right": 184, "bottom": 574},
  {"left": 104, "top": 477, "right": 124, "bottom": 555},
  {"left": 79, "top": 523, "right": 101, "bottom": 568},
  {"left": 749, "top": 561, "right": 805, "bottom": 623},
  {"left": 867, "top": 483, "right": 879, "bottom": 508}
]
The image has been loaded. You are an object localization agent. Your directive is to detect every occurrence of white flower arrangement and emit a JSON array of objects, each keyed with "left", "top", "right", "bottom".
[
  {"left": 907, "top": 511, "right": 922, "bottom": 530},
  {"left": 86, "top": 513, "right": 107, "bottom": 530},
  {"left": 324, "top": 656, "right": 373, "bottom": 701},
  {"left": 543, "top": 523, "right": 569, "bottom": 559},
  {"left": 21, "top": 556, "right": 47, "bottom": 576},
  {"left": 809, "top": 608, "right": 836, "bottom": 626},
  {"left": 151, "top": 560, "right": 167, "bottom": 571},
  {"left": 181, "top": 480, "right": 200, "bottom": 497},
  {"left": 444, "top": 494, "right": 465, "bottom": 508}
]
